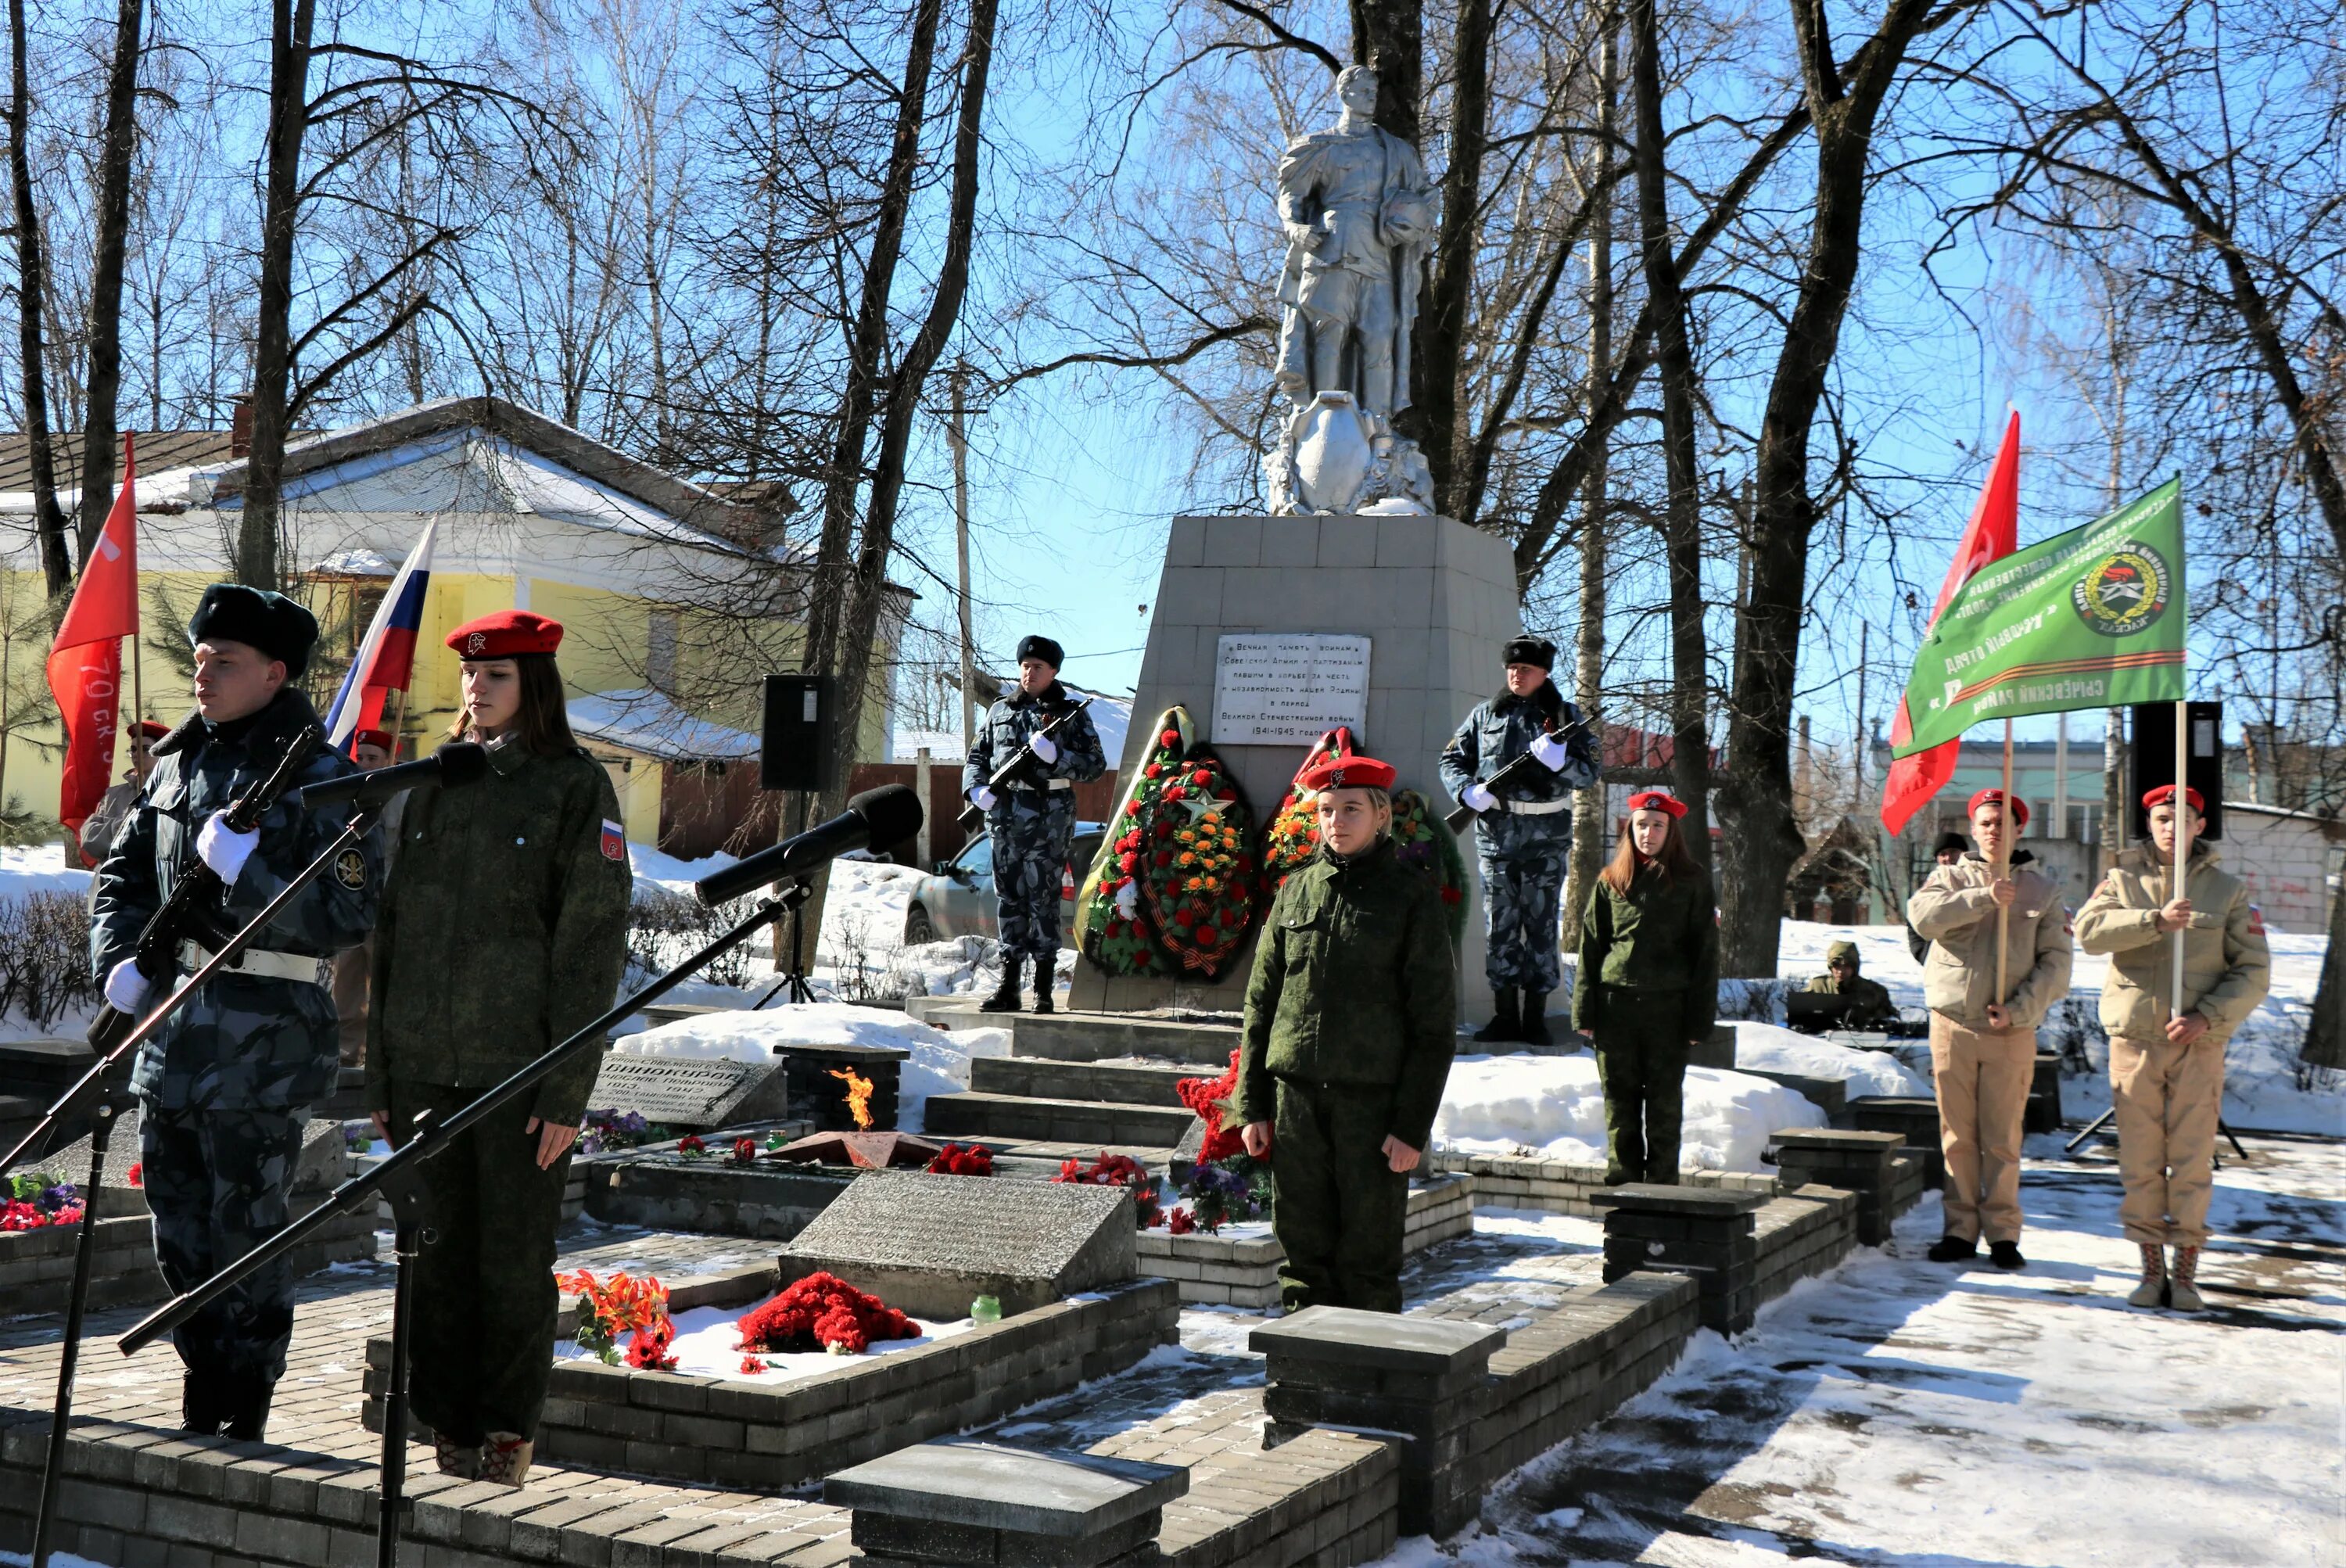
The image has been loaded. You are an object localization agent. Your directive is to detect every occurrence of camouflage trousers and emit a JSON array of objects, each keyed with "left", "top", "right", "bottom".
[
  {"left": 1478, "top": 851, "right": 1566, "bottom": 992},
  {"left": 988, "top": 791, "right": 1074, "bottom": 961},
  {"left": 138, "top": 1103, "right": 310, "bottom": 1383},
  {"left": 1269, "top": 1078, "right": 1409, "bottom": 1314},
  {"left": 1592, "top": 991, "right": 1690, "bottom": 1183}
]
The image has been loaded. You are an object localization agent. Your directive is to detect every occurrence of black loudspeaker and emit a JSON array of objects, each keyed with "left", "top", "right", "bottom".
[
  {"left": 2129, "top": 700, "right": 2222, "bottom": 841},
  {"left": 761, "top": 674, "right": 835, "bottom": 793}
]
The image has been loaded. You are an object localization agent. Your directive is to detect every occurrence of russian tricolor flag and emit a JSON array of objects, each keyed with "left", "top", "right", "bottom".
[{"left": 326, "top": 518, "right": 438, "bottom": 756}]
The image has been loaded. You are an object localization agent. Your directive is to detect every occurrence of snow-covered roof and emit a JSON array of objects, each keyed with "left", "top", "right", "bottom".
[{"left": 569, "top": 688, "right": 762, "bottom": 763}]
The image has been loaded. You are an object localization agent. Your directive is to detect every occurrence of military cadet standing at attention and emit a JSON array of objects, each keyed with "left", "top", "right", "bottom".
[
  {"left": 1232, "top": 754, "right": 1456, "bottom": 1312},
  {"left": 367, "top": 611, "right": 633, "bottom": 1486},
  {"left": 1440, "top": 636, "right": 1600, "bottom": 1045},
  {"left": 1907, "top": 788, "right": 2072, "bottom": 1271},
  {"left": 1805, "top": 940, "right": 1898, "bottom": 1029},
  {"left": 91, "top": 585, "right": 382, "bottom": 1441},
  {"left": 963, "top": 635, "right": 1107, "bottom": 1014},
  {"left": 2076, "top": 785, "right": 2269, "bottom": 1311},
  {"left": 1571, "top": 791, "right": 1716, "bottom": 1185}
]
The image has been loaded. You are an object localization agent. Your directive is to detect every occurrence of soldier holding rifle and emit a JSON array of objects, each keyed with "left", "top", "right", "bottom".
[
  {"left": 1440, "top": 637, "right": 1599, "bottom": 1045},
  {"left": 962, "top": 636, "right": 1107, "bottom": 1013},
  {"left": 91, "top": 585, "right": 382, "bottom": 1441}
]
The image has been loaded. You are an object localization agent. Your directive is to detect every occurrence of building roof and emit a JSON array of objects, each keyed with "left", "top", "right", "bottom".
[
  {"left": 0, "top": 429, "right": 246, "bottom": 497},
  {"left": 569, "top": 688, "right": 762, "bottom": 764}
]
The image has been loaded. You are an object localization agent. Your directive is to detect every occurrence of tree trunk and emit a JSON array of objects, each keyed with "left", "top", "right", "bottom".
[
  {"left": 1347, "top": 0, "right": 1420, "bottom": 145},
  {"left": 241, "top": 0, "right": 320, "bottom": 590},
  {"left": 77, "top": 0, "right": 146, "bottom": 565},
  {"left": 2302, "top": 877, "right": 2345, "bottom": 1070},
  {"left": 1413, "top": 0, "right": 1487, "bottom": 518},
  {"left": 6, "top": 0, "right": 71, "bottom": 597},
  {"left": 1629, "top": 0, "right": 1712, "bottom": 870},
  {"left": 1566, "top": 10, "right": 1620, "bottom": 935},
  {"left": 1711, "top": 0, "right": 1940, "bottom": 978}
]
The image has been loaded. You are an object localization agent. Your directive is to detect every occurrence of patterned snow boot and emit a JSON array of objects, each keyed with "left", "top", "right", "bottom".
[{"left": 2125, "top": 1243, "right": 2166, "bottom": 1308}]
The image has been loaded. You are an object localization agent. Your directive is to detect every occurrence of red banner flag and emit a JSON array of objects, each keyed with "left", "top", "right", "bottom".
[
  {"left": 1879, "top": 411, "right": 2020, "bottom": 835},
  {"left": 48, "top": 434, "right": 140, "bottom": 838}
]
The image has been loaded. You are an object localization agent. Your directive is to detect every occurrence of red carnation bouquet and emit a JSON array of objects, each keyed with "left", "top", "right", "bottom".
[
  {"left": 1053, "top": 1151, "right": 1161, "bottom": 1227},
  {"left": 1175, "top": 1048, "right": 1246, "bottom": 1164},
  {"left": 927, "top": 1142, "right": 994, "bottom": 1176},
  {"left": 737, "top": 1272, "right": 920, "bottom": 1356}
]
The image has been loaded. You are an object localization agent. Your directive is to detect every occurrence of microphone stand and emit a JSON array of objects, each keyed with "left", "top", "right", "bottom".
[
  {"left": 115, "top": 892, "right": 789, "bottom": 1568},
  {"left": 23, "top": 802, "right": 384, "bottom": 1568},
  {"left": 748, "top": 879, "right": 814, "bottom": 1010}
]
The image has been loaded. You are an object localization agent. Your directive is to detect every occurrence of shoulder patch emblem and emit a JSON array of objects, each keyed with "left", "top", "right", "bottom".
[
  {"left": 2247, "top": 905, "right": 2265, "bottom": 935},
  {"left": 601, "top": 819, "right": 626, "bottom": 863},
  {"left": 334, "top": 848, "right": 368, "bottom": 890}
]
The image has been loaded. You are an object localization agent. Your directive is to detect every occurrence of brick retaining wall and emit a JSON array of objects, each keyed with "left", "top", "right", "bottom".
[{"left": 1134, "top": 1174, "right": 1474, "bottom": 1308}]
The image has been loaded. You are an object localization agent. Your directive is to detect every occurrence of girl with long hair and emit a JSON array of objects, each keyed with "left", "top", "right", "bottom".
[{"left": 1570, "top": 791, "right": 1718, "bottom": 1185}]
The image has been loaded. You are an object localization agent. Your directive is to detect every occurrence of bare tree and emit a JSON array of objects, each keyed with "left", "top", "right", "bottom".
[
  {"left": 7, "top": 0, "right": 72, "bottom": 594},
  {"left": 74, "top": 0, "right": 142, "bottom": 561}
]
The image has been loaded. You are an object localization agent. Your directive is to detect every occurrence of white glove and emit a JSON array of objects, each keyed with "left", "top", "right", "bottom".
[
  {"left": 105, "top": 957, "right": 152, "bottom": 1013},
  {"left": 1463, "top": 782, "right": 1497, "bottom": 813},
  {"left": 1530, "top": 733, "right": 1571, "bottom": 772},
  {"left": 969, "top": 786, "right": 998, "bottom": 813},
  {"left": 1030, "top": 733, "right": 1059, "bottom": 765},
  {"left": 196, "top": 812, "right": 260, "bottom": 884}
]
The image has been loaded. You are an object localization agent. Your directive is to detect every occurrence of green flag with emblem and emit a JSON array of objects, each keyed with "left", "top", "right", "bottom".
[{"left": 1892, "top": 480, "right": 2186, "bottom": 758}]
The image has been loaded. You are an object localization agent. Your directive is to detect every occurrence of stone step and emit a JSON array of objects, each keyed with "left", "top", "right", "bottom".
[
  {"left": 969, "top": 1055, "right": 1203, "bottom": 1107},
  {"left": 909, "top": 998, "right": 1239, "bottom": 1067},
  {"left": 0, "top": 1039, "right": 96, "bottom": 1096},
  {"left": 923, "top": 1090, "right": 1202, "bottom": 1149}
]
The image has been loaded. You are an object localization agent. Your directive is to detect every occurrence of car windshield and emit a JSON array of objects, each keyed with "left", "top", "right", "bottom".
[{"left": 956, "top": 838, "right": 992, "bottom": 874}]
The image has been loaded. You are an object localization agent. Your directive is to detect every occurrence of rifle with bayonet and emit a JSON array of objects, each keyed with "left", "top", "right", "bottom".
[
  {"left": 1443, "top": 712, "right": 1593, "bottom": 834},
  {"left": 956, "top": 696, "right": 1095, "bottom": 832},
  {"left": 85, "top": 727, "right": 323, "bottom": 1053}
]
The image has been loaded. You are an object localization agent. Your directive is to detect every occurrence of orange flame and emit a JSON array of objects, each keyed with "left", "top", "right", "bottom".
[{"left": 830, "top": 1066, "right": 875, "bottom": 1131}]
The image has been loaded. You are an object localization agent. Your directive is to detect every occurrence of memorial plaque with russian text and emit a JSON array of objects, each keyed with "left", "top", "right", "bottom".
[
  {"left": 1211, "top": 634, "right": 1372, "bottom": 745},
  {"left": 588, "top": 1055, "right": 785, "bottom": 1128}
]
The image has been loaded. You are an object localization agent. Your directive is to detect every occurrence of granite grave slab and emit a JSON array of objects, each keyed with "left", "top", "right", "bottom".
[{"left": 586, "top": 1054, "right": 791, "bottom": 1130}]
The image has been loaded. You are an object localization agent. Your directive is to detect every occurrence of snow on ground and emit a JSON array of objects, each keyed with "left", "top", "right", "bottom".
[
  {"left": 1379, "top": 1134, "right": 2344, "bottom": 1566},
  {"left": 1730, "top": 1021, "right": 1932, "bottom": 1097},
  {"left": 1433, "top": 1054, "right": 1824, "bottom": 1175},
  {"left": 0, "top": 842, "right": 91, "bottom": 900},
  {"left": 554, "top": 1297, "right": 970, "bottom": 1385}
]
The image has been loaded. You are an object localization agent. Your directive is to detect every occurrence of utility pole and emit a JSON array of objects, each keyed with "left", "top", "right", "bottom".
[{"left": 946, "top": 364, "right": 977, "bottom": 754}]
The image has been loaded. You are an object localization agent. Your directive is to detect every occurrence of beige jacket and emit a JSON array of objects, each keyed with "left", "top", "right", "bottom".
[
  {"left": 1907, "top": 852, "right": 2073, "bottom": 1032},
  {"left": 2075, "top": 844, "right": 2270, "bottom": 1044}
]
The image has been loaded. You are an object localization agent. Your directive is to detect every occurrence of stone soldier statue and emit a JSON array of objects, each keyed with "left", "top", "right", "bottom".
[
  {"left": 1265, "top": 65, "right": 1437, "bottom": 515},
  {"left": 963, "top": 636, "right": 1107, "bottom": 1013},
  {"left": 91, "top": 584, "right": 382, "bottom": 1441},
  {"left": 1440, "top": 637, "right": 1600, "bottom": 1044}
]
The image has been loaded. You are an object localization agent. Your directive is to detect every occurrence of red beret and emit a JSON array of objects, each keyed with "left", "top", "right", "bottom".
[
  {"left": 2142, "top": 784, "right": 2204, "bottom": 813},
  {"left": 1299, "top": 754, "right": 1396, "bottom": 794},
  {"left": 447, "top": 609, "right": 564, "bottom": 659},
  {"left": 353, "top": 729, "right": 394, "bottom": 752},
  {"left": 133, "top": 720, "right": 169, "bottom": 741},
  {"left": 1966, "top": 788, "right": 2029, "bottom": 828},
  {"left": 1626, "top": 790, "right": 1687, "bottom": 819}
]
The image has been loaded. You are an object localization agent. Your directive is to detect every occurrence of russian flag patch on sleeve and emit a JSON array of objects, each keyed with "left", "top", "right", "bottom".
[{"left": 602, "top": 819, "right": 626, "bottom": 862}]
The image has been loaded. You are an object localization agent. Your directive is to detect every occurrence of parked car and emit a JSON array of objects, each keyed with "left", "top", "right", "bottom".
[{"left": 902, "top": 821, "right": 1107, "bottom": 945}]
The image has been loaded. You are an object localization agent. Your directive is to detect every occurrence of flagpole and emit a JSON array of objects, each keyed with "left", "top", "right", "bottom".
[
  {"left": 389, "top": 687, "right": 411, "bottom": 762},
  {"left": 125, "top": 433, "right": 142, "bottom": 730},
  {"left": 1996, "top": 719, "right": 2012, "bottom": 1004},
  {"left": 2171, "top": 696, "right": 2190, "bottom": 1021}
]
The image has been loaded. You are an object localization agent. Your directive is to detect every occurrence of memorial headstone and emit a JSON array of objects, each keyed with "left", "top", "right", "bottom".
[
  {"left": 778, "top": 1170, "right": 1138, "bottom": 1319},
  {"left": 586, "top": 1054, "right": 790, "bottom": 1131}
]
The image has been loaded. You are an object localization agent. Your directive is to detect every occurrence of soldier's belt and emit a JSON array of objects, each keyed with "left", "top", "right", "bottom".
[
  {"left": 1003, "top": 779, "right": 1074, "bottom": 792},
  {"left": 178, "top": 941, "right": 331, "bottom": 988},
  {"left": 1490, "top": 797, "right": 1569, "bottom": 816}
]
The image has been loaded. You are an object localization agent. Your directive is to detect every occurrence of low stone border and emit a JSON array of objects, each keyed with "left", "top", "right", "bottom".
[
  {"left": 1423, "top": 1150, "right": 1777, "bottom": 1215},
  {"left": 364, "top": 1270, "right": 1178, "bottom": 1491},
  {"left": 1134, "top": 1173, "right": 1475, "bottom": 1308},
  {"left": 0, "top": 1191, "right": 376, "bottom": 1320}
]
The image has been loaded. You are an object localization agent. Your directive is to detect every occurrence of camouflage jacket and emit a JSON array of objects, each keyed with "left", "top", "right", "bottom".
[
  {"left": 1803, "top": 971, "right": 1898, "bottom": 1028},
  {"left": 1440, "top": 687, "right": 1599, "bottom": 859},
  {"left": 1571, "top": 860, "right": 1719, "bottom": 1042},
  {"left": 962, "top": 683, "right": 1107, "bottom": 802},
  {"left": 367, "top": 737, "right": 633, "bottom": 1127},
  {"left": 91, "top": 690, "right": 382, "bottom": 1111}
]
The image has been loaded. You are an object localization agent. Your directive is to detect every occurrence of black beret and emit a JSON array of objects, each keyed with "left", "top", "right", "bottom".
[
  {"left": 1932, "top": 831, "right": 1969, "bottom": 856},
  {"left": 188, "top": 583, "right": 319, "bottom": 676},
  {"left": 1503, "top": 637, "right": 1557, "bottom": 671},
  {"left": 1016, "top": 634, "right": 1064, "bottom": 670}
]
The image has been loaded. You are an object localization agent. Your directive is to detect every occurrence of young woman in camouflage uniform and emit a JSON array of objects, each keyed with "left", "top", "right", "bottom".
[
  {"left": 1232, "top": 754, "right": 1457, "bottom": 1313},
  {"left": 1572, "top": 791, "right": 1716, "bottom": 1185},
  {"left": 366, "top": 611, "right": 633, "bottom": 1487}
]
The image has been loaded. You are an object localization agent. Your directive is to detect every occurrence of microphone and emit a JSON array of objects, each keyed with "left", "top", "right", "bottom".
[
  {"left": 694, "top": 784, "right": 924, "bottom": 907},
  {"left": 292, "top": 741, "right": 491, "bottom": 810}
]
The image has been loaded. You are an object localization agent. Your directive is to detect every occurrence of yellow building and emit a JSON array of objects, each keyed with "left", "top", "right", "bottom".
[{"left": 0, "top": 398, "right": 905, "bottom": 854}]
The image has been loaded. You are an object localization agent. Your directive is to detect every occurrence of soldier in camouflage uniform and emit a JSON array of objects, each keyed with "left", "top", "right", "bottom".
[
  {"left": 1440, "top": 637, "right": 1600, "bottom": 1045},
  {"left": 91, "top": 585, "right": 382, "bottom": 1441},
  {"left": 1804, "top": 939, "right": 1898, "bottom": 1028},
  {"left": 962, "top": 635, "right": 1107, "bottom": 1013}
]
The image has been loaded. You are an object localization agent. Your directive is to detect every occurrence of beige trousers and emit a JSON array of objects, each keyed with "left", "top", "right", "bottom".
[
  {"left": 2107, "top": 1033, "right": 2225, "bottom": 1247},
  {"left": 1931, "top": 1014, "right": 2036, "bottom": 1243}
]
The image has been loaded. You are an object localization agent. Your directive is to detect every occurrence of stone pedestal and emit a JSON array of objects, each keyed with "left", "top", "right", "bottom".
[
  {"left": 1591, "top": 1184, "right": 1768, "bottom": 1334},
  {"left": 1847, "top": 1095, "right": 1943, "bottom": 1188},
  {"left": 827, "top": 1441, "right": 1187, "bottom": 1568},
  {"left": 1072, "top": 512, "right": 1525, "bottom": 1022},
  {"left": 782, "top": 1042, "right": 909, "bottom": 1132},
  {"left": 1773, "top": 1128, "right": 1907, "bottom": 1245}
]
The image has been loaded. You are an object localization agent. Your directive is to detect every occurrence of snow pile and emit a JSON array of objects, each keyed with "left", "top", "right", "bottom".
[
  {"left": 1433, "top": 1053, "right": 1824, "bottom": 1174},
  {"left": 0, "top": 843, "right": 91, "bottom": 900},
  {"left": 1731, "top": 1021, "right": 1932, "bottom": 1097},
  {"left": 627, "top": 841, "right": 738, "bottom": 898}
]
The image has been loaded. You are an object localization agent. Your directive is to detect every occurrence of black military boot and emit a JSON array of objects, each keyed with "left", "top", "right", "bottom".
[
  {"left": 1473, "top": 989, "right": 1521, "bottom": 1044},
  {"left": 219, "top": 1372, "right": 274, "bottom": 1443},
  {"left": 1030, "top": 967, "right": 1055, "bottom": 1014},
  {"left": 1519, "top": 990, "right": 1553, "bottom": 1047},
  {"left": 979, "top": 955, "right": 1024, "bottom": 1013},
  {"left": 181, "top": 1369, "right": 229, "bottom": 1436}
]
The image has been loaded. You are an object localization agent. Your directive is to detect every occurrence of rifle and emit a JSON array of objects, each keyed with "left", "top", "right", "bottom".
[
  {"left": 956, "top": 696, "right": 1095, "bottom": 833},
  {"left": 1443, "top": 712, "right": 1591, "bottom": 834},
  {"left": 85, "top": 727, "right": 324, "bottom": 1054}
]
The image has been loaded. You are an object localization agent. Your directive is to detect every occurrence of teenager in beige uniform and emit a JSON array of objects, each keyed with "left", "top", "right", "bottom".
[
  {"left": 2075, "top": 784, "right": 2269, "bottom": 1311},
  {"left": 1906, "top": 788, "right": 2072, "bottom": 1269}
]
